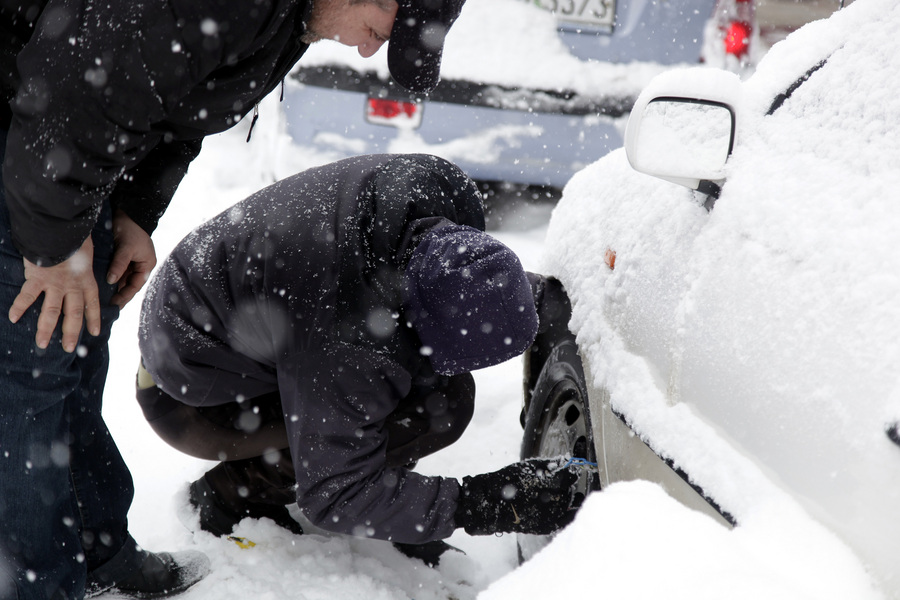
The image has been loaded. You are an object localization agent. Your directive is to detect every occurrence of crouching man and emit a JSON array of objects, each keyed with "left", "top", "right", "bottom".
[{"left": 136, "top": 154, "right": 579, "bottom": 565}]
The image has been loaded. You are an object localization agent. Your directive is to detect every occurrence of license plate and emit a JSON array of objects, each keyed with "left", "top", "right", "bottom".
[{"left": 532, "top": 0, "right": 616, "bottom": 28}]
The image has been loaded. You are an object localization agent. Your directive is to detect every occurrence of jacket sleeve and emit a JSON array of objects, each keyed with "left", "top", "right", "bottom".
[
  {"left": 110, "top": 137, "right": 203, "bottom": 235},
  {"left": 2, "top": 0, "right": 269, "bottom": 264},
  {"left": 4, "top": 1, "right": 186, "bottom": 263},
  {"left": 277, "top": 345, "right": 462, "bottom": 544}
]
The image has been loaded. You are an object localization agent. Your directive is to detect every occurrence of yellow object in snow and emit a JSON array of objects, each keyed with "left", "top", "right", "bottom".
[{"left": 227, "top": 536, "right": 257, "bottom": 549}]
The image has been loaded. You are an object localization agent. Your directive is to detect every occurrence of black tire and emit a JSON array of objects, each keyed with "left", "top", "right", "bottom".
[{"left": 517, "top": 338, "right": 600, "bottom": 563}]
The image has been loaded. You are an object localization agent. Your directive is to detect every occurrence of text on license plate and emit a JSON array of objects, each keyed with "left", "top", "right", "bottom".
[{"left": 531, "top": 0, "right": 615, "bottom": 28}]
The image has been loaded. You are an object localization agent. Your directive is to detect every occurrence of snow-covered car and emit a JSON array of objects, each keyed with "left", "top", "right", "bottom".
[
  {"left": 519, "top": 0, "right": 900, "bottom": 595},
  {"left": 281, "top": 0, "right": 759, "bottom": 196}
]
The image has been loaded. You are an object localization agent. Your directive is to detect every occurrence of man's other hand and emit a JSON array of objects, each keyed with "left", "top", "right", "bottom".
[
  {"left": 108, "top": 210, "right": 156, "bottom": 309},
  {"left": 9, "top": 237, "right": 101, "bottom": 353}
]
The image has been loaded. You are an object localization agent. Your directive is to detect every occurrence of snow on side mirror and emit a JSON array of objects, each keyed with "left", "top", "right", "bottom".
[{"left": 625, "top": 68, "right": 741, "bottom": 194}]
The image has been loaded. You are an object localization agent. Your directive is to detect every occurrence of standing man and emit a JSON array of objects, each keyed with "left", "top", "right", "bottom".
[
  {"left": 0, "top": 0, "right": 467, "bottom": 598},
  {"left": 137, "top": 154, "right": 580, "bottom": 565}
]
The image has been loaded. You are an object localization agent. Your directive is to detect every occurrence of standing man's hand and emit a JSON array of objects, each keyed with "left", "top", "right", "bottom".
[
  {"left": 108, "top": 210, "right": 156, "bottom": 309},
  {"left": 8, "top": 237, "right": 101, "bottom": 353}
]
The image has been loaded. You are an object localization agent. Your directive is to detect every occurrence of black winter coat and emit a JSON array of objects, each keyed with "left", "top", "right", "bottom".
[
  {"left": 1, "top": 0, "right": 310, "bottom": 264},
  {"left": 139, "top": 154, "right": 486, "bottom": 544}
]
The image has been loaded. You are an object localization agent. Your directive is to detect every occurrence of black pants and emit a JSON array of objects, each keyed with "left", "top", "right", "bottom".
[{"left": 136, "top": 368, "right": 475, "bottom": 507}]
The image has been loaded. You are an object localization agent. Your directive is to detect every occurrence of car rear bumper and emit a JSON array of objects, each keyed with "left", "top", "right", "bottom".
[{"left": 283, "top": 68, "right": 633, "bottom": 188}]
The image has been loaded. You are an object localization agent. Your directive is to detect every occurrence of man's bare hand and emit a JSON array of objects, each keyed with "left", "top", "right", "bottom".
[
  {"left": 108, "top": 210, "right": 156, "bottom": 309},
  {"left": 8, "top": 237, "right": 101, "bottom": 353}
]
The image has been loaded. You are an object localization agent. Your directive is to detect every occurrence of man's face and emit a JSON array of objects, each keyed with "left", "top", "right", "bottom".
[{"left": 306, "top": 0, "right": 399, "bottom": 58}]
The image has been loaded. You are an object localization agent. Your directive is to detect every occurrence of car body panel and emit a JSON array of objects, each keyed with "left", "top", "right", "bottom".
[
  {"left": 540, "top": 0, "right": 900, "bottom": 594},
  {"left": 584, "top": 359, "right": 734, "bottom": 528},
  {"left": 555, "top": 0, "right": 716, "bottom": 64}
]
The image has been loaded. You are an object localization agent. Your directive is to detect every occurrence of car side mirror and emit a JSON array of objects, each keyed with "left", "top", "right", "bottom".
[{"left": 624, "top": 68, "right": 741, "bottom": 196}]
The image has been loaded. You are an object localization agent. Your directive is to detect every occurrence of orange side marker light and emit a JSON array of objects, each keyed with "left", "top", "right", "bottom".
[{"left": 604, "top": 248, "right": 616, "bottom": 270}]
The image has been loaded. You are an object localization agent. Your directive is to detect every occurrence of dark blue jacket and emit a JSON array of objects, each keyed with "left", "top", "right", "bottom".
[{"left": 140, "top": 154, "right": 487, "bottom": 544}]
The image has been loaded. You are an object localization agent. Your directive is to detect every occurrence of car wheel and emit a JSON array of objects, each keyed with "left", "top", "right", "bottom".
[{"left": 517, "top": 337, "right": 600, "bottom": 563}]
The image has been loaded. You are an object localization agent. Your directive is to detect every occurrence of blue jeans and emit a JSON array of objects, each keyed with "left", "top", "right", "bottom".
[{"left": 0, "top": 129, "right": 144, "bottom": 599}]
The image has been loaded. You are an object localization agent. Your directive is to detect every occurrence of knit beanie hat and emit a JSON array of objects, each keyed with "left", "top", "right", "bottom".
[{"left": 404, "top": 224, "right": 538, "bottom": 375}]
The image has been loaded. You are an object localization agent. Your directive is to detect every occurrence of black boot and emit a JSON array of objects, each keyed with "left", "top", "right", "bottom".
[
  {"left": 393, "top": 540, "right": 464, "bottom": 567},
  {"left": 189, "top": 473, "right": 304, "bottom": 537},
  {"left": 86, "top": 550, "right": 209, "bottom": 599}
]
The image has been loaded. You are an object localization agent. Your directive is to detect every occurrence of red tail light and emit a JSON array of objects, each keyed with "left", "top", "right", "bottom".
[
  {"left": 367, "top": 98, "right": 417, "bottom": 119},
  {"left": 711, "top": 0, "right": 756, "bottom": 64},
  {"left": 365, "top": 98, "right": 423, "bottom": 129},
  {"left": 725, "top": 21, "right": 752, "bottom": 56}
]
